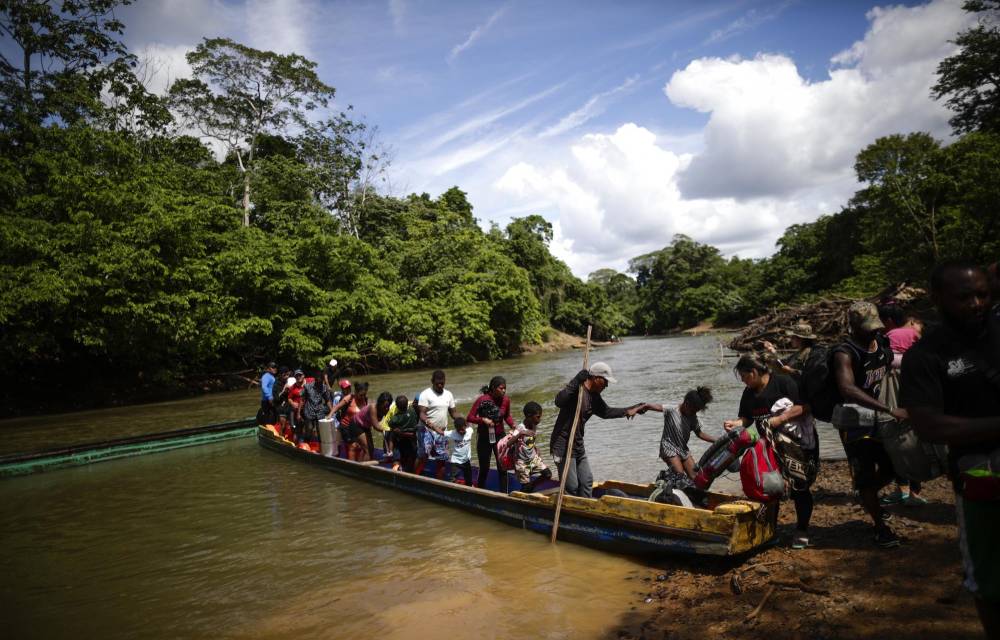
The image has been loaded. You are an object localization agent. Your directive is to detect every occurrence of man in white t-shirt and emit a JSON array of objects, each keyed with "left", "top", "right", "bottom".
[{"left": 417, "top": 369, "right": 461, "bottom": 478}]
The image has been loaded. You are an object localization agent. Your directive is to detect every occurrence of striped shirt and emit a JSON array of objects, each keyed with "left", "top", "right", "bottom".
[{"left": 659, "top": 406, "right": 701, "bottom": 460}]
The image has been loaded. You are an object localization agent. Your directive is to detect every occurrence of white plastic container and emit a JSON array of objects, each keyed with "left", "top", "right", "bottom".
[{"left": 318, "top": 418, "right": 335, "bottom": 457}]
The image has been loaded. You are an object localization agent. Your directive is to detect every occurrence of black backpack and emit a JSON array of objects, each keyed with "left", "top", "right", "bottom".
[{"left": 798, "top": 345, "right": 839, "bottom": 422}]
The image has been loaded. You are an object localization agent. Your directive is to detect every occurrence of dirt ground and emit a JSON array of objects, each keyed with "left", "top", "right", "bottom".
[{"left": 606, "top": 461, "right": 983, "bottom": 640}]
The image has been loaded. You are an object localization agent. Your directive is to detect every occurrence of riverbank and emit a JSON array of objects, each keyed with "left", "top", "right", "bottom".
[
  {"left": 519, "top": 327, "right": 617, "bottom": 354},
  {"left": 607, "top": 460, "right": 978, "bottom": 639}
]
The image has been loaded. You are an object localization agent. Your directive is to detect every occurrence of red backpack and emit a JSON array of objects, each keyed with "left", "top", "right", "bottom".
[
  {"left": 496, "top": 432, "right": 518, "bottom": 471},
  {"left": 740, "top": 440, "right": 785, "bottom": 502}
]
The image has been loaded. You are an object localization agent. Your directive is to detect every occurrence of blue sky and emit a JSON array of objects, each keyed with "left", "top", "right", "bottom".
[{"left": 114, "top": 0, "right": 970, "bottom": 276}]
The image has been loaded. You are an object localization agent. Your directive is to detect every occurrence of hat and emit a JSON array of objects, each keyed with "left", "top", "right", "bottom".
[
  {"left": 848, "top": 301, "right": 884, "bottom": 333},
  {"left": 294, "top": 368, "right": 304, "bottom": 377},
  {"left": 266, "top": 361, "right": 277, "bottom": 369},
  {"left": 328, "top": 358, "right": 338, "bottom": 368},
  {"left": 588, "top": 362, "right": 617, "bottom": 384},
  {"left": 339, "top": 379, "right": 351, "bottom": 389},
  {"left": 784, "top": 323, "right": 818, "bottom": 340}
]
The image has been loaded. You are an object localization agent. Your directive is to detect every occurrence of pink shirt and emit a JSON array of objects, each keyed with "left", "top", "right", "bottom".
[{"left": 886, "top": 327, "right": 920, "bottom": 354}]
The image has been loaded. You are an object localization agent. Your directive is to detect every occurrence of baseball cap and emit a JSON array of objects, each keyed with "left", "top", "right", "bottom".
[
  {"left": 848, "top": 301, "right": 884, "bottom": 333},
  {"left": 339, "top": 379, "right": 351, "bottom": 389},
  {"left": 588, "top": 362, "right": 617, "bottom": 384}
]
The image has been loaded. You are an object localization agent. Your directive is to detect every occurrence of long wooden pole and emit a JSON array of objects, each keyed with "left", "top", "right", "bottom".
[{"left": 550, "top": 324, "right": 592, "bottom": 544}]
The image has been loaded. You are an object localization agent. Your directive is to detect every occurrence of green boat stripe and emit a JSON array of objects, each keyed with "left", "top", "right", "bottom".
[{"left": 0, "top": 423, "right": 256, "bottom": 478}]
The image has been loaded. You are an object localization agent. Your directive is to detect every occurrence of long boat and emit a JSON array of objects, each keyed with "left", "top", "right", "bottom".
[
  {"left": 257, "top": 425, "right": 778, "bottom": 557},
  {"left": 0, "top": 417, "right": 257, "bottom": 478}
]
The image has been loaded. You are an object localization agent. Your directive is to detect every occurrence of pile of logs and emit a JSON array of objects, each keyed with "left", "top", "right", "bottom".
[{"left": 728, "top": 282, "right": 927, "bottom": 352}]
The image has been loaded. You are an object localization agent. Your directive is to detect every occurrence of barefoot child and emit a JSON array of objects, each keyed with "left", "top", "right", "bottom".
[{"left": 514, "top": 402, "right": 552, "bottom": 492}]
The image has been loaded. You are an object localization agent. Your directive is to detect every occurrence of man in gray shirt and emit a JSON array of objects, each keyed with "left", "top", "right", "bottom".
[{"left": 641, "top": 387, "right": 715, "bottom": 480}]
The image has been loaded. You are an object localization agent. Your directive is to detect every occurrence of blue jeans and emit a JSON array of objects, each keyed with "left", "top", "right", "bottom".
[{"left": 555, "top": 451, "right": 593, "bottom": 498}]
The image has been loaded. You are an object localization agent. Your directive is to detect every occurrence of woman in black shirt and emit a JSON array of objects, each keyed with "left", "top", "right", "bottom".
[{"left": 724, "top": 354, "right": 817, "bottom": 549}]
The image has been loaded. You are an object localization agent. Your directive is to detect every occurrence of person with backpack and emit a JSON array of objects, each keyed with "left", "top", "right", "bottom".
[
  {"left": 724, "top": 355, "right": 817, "bottom": 549},
  {"left": 901, "top": 260, "right": 1000, "bottom": 639},
  {"left": 466, "top": 376, "right": 515, "bottom": 493},
  {"left": 761, "top": 323, "right": 818, "bottom": 379},
  {"left": 830, "top": 301, "right": 908, "bottom": 548}
]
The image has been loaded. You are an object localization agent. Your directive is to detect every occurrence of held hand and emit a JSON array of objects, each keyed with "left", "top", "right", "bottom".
[
  {"left": 624, "top": 406, "right": 641, "bottom": 419},
  {"left": 723, "top": 419, "right": 741, "bottom": 431},
  {"left": 890, "top": 407, "right": 908, "bottom": 422}
]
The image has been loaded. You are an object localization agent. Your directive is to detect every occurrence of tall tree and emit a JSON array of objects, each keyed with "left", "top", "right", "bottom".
[
  {"left": 853, "top": 133, "right": 953, "bottom": 279},
  {"left": 168, "top": 38, "right": 336, "bottom": 226},
  {"left": 933, "top": 0, "right": 1000, "bottom": 134},
  {"left": 0, "top": 0, "right": 133, "bottom": 136}
]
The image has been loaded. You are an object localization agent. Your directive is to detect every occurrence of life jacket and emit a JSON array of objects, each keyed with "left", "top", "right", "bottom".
[
  {"left": 693, "top": 425, "right": 759, "bottom": 491},
  {"left": 740, "top": 439, "right": 785, "bottom": 502}
]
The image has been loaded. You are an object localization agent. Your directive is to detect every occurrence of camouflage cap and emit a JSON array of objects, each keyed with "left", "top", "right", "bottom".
[
  {"left": 784, "top": 323, "right": 818, "bottom": 340},
  {"left": 848, "top": 301, "right": 884, "bottom": 333}
]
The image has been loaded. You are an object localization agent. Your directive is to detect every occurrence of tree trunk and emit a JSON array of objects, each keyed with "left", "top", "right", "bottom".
[{"left": 242, "top": 172, "right": 251, "bottom": 227}]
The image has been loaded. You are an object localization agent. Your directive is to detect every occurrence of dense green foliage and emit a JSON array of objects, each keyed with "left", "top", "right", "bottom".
[{"left": 1, "top": 1, "right": 998, "bottom": 413}]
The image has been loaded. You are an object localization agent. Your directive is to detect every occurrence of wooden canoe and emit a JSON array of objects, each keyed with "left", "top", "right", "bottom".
[
  {"left": 257, "top": 425, "right": 778, "bottom": 557},
  {"left": 0, "top": 417, "right": 257, "bottom": 478}
]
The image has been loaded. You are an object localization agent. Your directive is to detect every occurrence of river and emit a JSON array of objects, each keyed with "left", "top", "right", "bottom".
[{"left": 0, "top": 335, "right": 845, "bottom": 639}]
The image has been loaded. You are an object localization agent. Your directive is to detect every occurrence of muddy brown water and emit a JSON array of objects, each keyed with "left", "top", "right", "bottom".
[{"left": 0, "top": 335, "right": 846, "bottom": 639}]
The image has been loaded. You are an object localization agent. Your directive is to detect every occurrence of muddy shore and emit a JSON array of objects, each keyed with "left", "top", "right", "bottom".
[{"left": 607, "top": 460, "right": 980, "bottom": 640}]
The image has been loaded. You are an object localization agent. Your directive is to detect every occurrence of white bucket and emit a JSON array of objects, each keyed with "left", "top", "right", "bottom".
[{"left": 318, "top": 418, "right": 335, "bottom": 457}]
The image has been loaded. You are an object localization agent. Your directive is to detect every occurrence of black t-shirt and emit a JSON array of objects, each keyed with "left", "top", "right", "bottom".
[
  {"left": 833, "top": 335, "right": 893, "bottom": 398},
  {"left": 900, "top": 313, "right": 1000, "bottom": 478},
  {"left": 738, "top": 374, "right": 801, "bottom": 421}
]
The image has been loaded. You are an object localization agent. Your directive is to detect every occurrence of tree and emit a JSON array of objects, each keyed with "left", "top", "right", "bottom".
[
  {"left": 853, "top": 133, "right": 954, "bottom": 280},
  {"left": 0, "top": 0, "right": 135, "bottom": 136},
  {"left": 168, "top": 38, "right": 336, "bottom": 226},
  {"left": 933, "top": 1, "right": 1000, "bottom": 134}
]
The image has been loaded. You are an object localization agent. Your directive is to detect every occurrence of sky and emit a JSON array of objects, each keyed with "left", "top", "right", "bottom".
[{"left": 113, "top": 0, "right": 972, "bottom": 277}]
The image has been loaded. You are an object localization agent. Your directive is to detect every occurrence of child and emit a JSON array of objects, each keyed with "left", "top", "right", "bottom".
[
  {"left": 445, "top": 417, "right": 474, "bottom": 485},
  {"left": 276, "top": 413, "right": 294, "bottom": 442},
  {"left": 513, "top": 402, "right": 552, "bottom": 492}
]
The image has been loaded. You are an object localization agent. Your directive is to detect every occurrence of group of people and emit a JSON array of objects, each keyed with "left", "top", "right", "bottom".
[
  {"left": 259, "top": 367, "right": 555, "bottom": 492},
  {"left": 257, "top": 259, "right": 999, "bottom": 638}
]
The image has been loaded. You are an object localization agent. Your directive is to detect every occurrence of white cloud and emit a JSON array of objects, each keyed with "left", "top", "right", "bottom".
[
  {"left": 704, "top": 1, "right": 794, "bottom": 45},
  {"left": 133, "top": 43, "right": 194, "bottom": 96},
  {"left": 449, "top": 7, "right": 508, "bottom": 61},
  {"left": 389, "top": 0, "right": 407, "bottom": 34},
  {"left": 245, "top": 0, "right": 315, "bottom": 56},
  {"left": 486, "top": 0, "right": 973, "bottom": 276},
  {"left": 666, "top": 0, "right": 971, "bottom": 199},
  {"left": 539, "top": 76, "right": 638, "bottom": 138},
  {"left": 494, "top": 123, "right": 806, "bottom": 275}
]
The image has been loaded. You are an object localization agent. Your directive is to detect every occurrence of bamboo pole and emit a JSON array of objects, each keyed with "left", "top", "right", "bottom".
[{"left": 550, "top": 325, "right": 592, "bottom": 544}]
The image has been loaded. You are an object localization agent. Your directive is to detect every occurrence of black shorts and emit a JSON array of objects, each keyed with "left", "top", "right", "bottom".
[
  {"left": 339, "top": 423, "right": 367, "bottom": 444},
  {"left": 841, "top": 434, "right": 895, "bottom": 491}
]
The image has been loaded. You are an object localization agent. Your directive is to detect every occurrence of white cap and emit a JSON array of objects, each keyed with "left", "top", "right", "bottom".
[
  {"left": 588, "top": 362, "right": 617, "bottom": 384},
  {"left": 329, "top": 358, "right": 338, "bottom": 368},
  {"left": 285, "top": 376, "right": 297, "bottom": 387}
]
